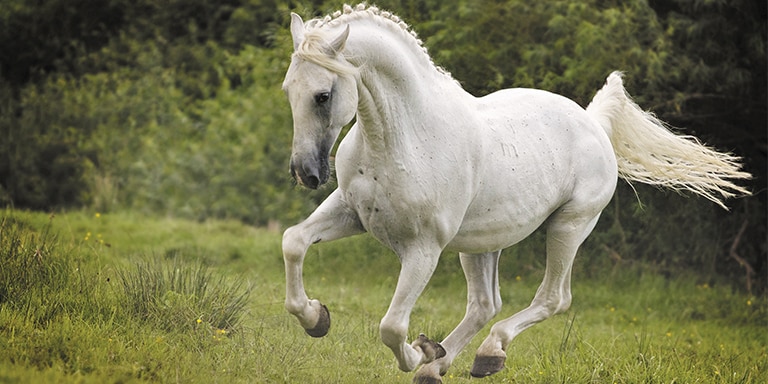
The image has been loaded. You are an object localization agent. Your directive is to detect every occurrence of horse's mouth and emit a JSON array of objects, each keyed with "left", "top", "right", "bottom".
[{"left": 296, "top": 173, "right": 319, "bottom": 189}]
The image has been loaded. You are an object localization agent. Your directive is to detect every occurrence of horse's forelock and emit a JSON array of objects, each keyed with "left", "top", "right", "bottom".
[{"left": 294, "top": 33, "right": 358, "bottom": 76}]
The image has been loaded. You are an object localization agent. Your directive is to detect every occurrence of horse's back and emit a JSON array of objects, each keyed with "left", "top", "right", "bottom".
[
  {"left": 446, "top": 88, "right": 617, "bottom": 252},
  {"left": 475, "top": 87, "right": 616, "bottom": 183}
]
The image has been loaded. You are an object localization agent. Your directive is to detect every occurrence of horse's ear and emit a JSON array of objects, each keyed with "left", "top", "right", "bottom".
[
  {"left": 328, "top": 25, "right": 350, "bottom": 55},
  {"left": 290, "top": 12, "right": 305, "bottom": 51}
]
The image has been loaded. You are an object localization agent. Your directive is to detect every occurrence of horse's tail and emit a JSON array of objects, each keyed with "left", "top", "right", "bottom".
[{"left": 586, "top": 71, "right": 751, "bottom": 209}]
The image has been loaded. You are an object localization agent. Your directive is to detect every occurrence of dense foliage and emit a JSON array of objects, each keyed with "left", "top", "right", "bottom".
[{"left": 0, "top": 0, "right": 765, "bottom": 291}]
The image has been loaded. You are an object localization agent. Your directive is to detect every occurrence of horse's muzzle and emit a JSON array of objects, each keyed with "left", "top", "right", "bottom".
[{"left": 290, "top": 158, "right": 328, "bottom": 189}]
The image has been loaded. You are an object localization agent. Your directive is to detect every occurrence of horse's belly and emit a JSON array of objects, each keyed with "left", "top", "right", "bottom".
[
  {"left": 446, "top": 218, "right": 545, "bottom": 253},
  {"left": 445, "top": 182, "right": 562, "bottom": 253}
]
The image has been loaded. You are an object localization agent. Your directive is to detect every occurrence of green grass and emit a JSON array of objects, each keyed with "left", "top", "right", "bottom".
[
  {"left": 0, "top": 209, "right": 765, "bottom": 383},
  {"left": 117, "top": 256, "right": 252, "bottom": 332}
]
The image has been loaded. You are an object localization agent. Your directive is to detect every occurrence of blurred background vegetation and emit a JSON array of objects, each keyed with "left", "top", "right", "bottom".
[{"left": 0, "top": 0, "right": 765, "bottom": 292}]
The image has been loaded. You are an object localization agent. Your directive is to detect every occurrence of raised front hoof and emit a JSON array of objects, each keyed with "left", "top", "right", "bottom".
[
  {"left": 304, "top": 304, "right": 330, "bottom": 338},
  {"left": 413, "top": 333, "right": 446, "bottom": 362},
  {"left": 413, "top": 374, "right": 442, "bottom": 384},
  {"left": 470, "top": 354, "right": 506, "bottom": 378}
]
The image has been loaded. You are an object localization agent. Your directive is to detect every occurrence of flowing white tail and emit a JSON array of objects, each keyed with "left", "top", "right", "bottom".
[{"left": 587, "top": 71, "right": 751, "bottom": 209}]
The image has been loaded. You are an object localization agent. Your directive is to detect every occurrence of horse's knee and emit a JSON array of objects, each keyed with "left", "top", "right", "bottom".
[
  {"left": 379, "top": 317, "right": 407, "bottom": 349},
  {"left": 282, "top": 226, "right": 308, "bottom": 262}
]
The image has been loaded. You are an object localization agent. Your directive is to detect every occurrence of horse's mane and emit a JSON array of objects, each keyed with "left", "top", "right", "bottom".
[{"left": 297, "top": 3, "right": 453, "bottom": 79}]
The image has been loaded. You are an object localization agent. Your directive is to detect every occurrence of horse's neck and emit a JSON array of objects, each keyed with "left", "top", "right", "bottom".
[
  {"left": 355, "top": 70, "right": 434, "bottom": 145},
  {"left": 343, "top": 22, "right": 466, "bottom": 152}
]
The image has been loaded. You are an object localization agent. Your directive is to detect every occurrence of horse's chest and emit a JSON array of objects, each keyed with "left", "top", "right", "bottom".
[{"left": 341, "top": 173, "right": 434, "bottom": 248}]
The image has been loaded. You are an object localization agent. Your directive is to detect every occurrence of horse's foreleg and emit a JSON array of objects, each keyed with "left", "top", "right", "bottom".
[
  {"left": 283, "top": 189, "right": 364, "bottom": 337},
  {"left": 415, "top": 251, "right": 502, "bottom": 383},
  {"left": 379, "top": 245, "right": 444, "bottom": 372},
  {"left": 471, "top": 213, "right": 601, "bottom": 378}
]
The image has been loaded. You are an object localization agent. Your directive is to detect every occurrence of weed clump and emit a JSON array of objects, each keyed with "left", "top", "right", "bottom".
[
  {"left": 118, "top": 256, "right": 251, "bottom": 333},
  {"left": 0, "top": 215, "right": 79, "bottom": 324}
]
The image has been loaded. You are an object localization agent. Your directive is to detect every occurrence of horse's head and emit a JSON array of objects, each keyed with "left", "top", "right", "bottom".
[{"left": 282, "top": 13, "right": 358, "bottom": 189}]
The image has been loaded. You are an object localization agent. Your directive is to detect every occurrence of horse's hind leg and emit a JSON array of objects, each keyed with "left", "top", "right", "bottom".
[
  {"left": 283, "top": 189, "right": 364, "bottom": 337},
  {"left": 471, "top": 212, "right": 602, "bottom": 377}
]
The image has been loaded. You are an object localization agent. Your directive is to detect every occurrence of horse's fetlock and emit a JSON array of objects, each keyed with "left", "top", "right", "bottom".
[{"left": 284, "top": 298, "right": 306, "bottom": 316}]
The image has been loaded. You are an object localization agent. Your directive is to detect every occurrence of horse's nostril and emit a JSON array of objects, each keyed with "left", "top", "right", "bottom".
[
  {"left": 305, "top": 175, "right": 320, "bottom": 189},
  {"left": 291, "top": 155, "right": 327, "bottom": 189}
]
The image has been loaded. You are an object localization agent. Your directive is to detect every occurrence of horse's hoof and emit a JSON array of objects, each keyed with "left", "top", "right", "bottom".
[
  {"left": 413, "top": 374, "right": 442, "bottom": 384},
  {"left": 470, "top": 353, "right": 506, "bottom": 377},
  {"left": 413, "top": 333, "right": 446, "bottom": 362},
  {"left": 304, "top": 304, "right": 330, "bottom": 337}
]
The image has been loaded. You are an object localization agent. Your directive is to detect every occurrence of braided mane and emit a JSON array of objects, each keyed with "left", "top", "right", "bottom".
[{"left": 298, "top": 3, "right": 452, "bottom": 78}]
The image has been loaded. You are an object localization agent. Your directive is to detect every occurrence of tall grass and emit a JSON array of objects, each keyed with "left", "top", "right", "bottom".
[
  {"left": 0, "top": 214, "right": 80, "bottom": 324},
  {"left": 118, "top": 255, "right": 252, "bottom": 332}
]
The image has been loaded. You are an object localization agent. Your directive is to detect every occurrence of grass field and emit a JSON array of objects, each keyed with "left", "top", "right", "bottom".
[{"left": 1, "top": 209, "right": 765, "bottom": 383}]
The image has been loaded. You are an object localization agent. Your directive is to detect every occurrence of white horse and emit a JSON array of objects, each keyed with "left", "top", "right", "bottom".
[{"left": 281, "top": 4, "right": 749, "bottom": 383}]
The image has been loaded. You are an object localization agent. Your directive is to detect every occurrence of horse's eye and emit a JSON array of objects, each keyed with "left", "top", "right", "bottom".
[{"left": 315, "top": 92, "right": 331, "bottom": 104}]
